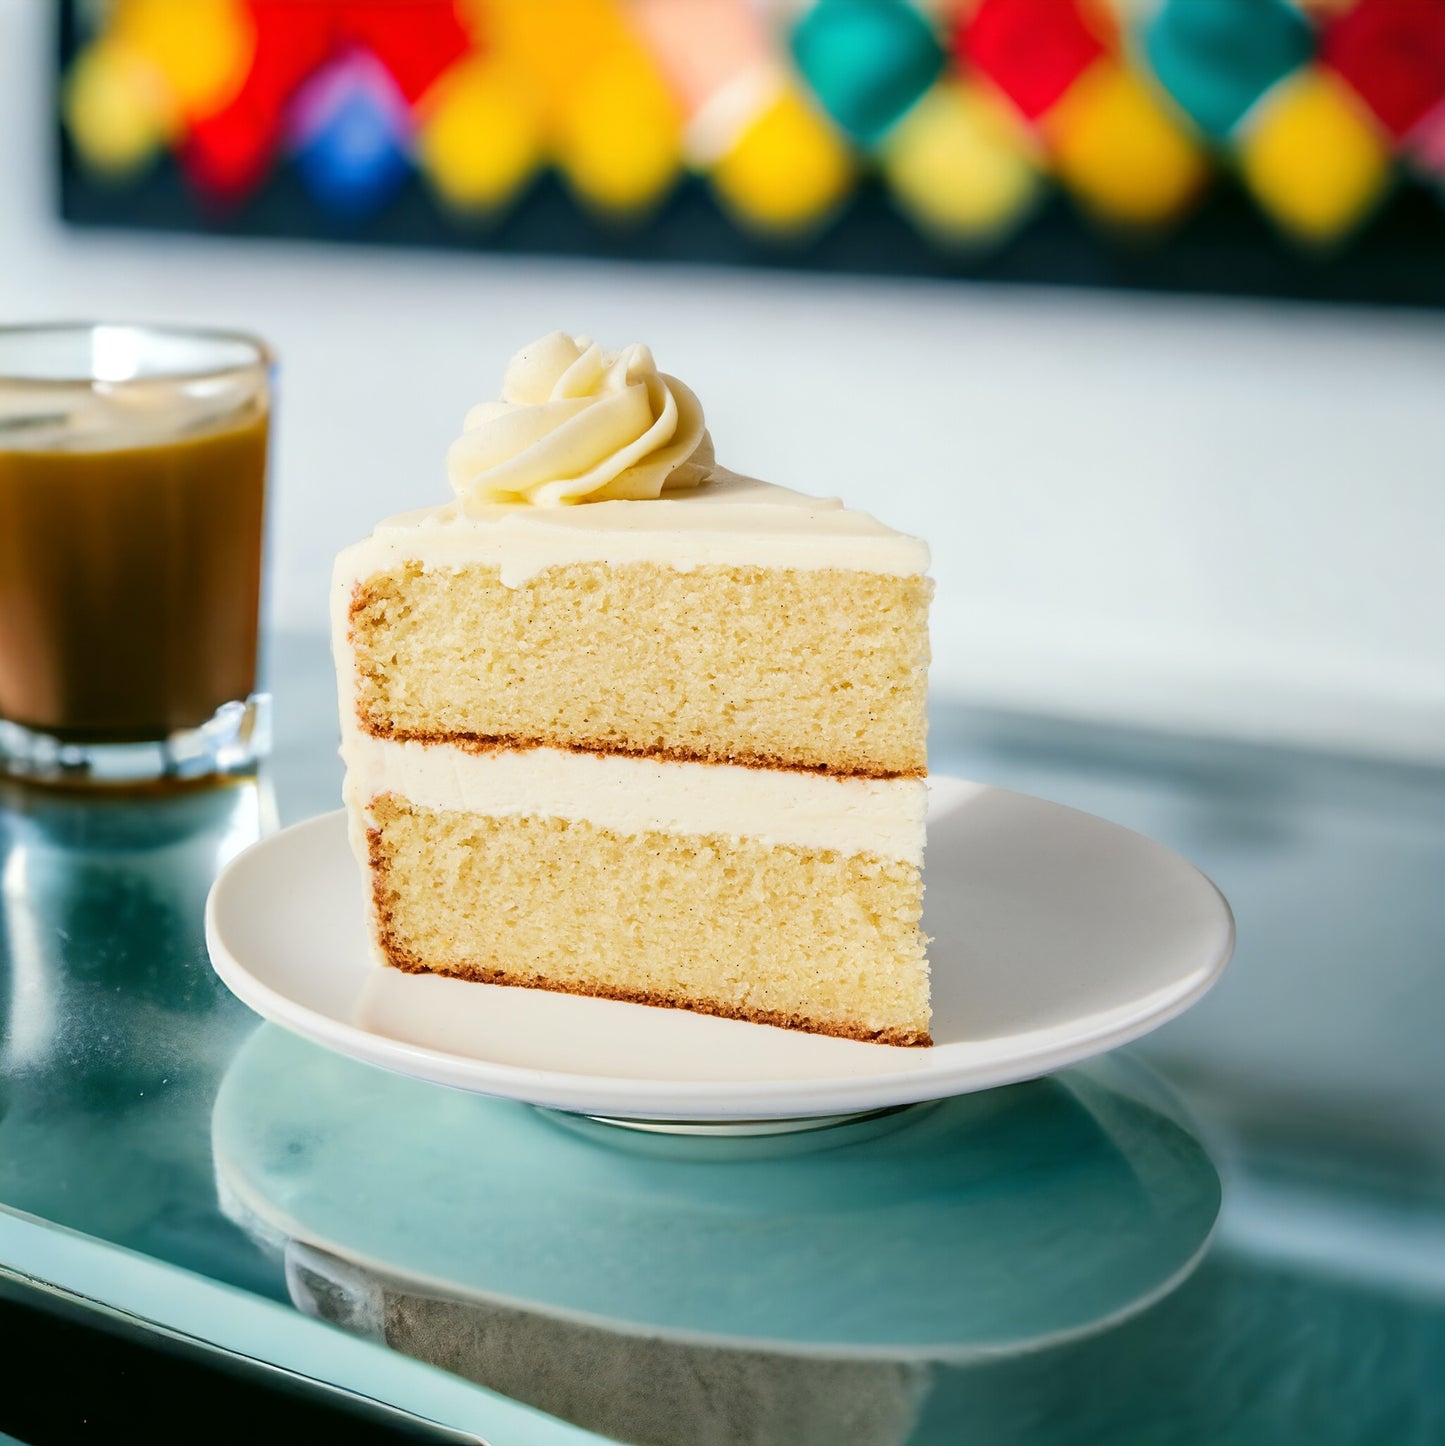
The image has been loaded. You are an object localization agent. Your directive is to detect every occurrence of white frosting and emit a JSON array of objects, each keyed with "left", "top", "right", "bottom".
[
  {"left": 332, "top": 466, "right": 930, "bottom": 593},
  {"left": 342, "top": 733, "right": 927, "bottom": 863},
  {"left": 446, "top": 332, "right": 714, "bottom": 508}
]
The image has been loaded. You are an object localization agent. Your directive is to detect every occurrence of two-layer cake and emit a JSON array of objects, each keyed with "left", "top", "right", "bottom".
[{"left": 333, "top": 333, "right": 933, "bottom": 1044}]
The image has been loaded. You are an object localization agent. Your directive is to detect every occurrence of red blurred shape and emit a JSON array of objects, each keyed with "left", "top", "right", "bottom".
[
  {"left": 182, "top": 1, "right": 337, "bottom": 200},
  {"left": 338, "top": 2, "right": 475, "bottom": 104},
  {"left": 183, "top": 102, "right": 280, "bottom": 200},
  {"left": 958, "top": 0, "right": 1113, "bottom": 122},
  {"left": 231, "top": 2, "right": 337, "bottom": 116},
  {"left": 1321, "top": 0, "right": 1445, "bottom": 138}
]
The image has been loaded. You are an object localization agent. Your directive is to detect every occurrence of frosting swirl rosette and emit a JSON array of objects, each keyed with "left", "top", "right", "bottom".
[{"left": 446, "top": 332, "right": 715, "bottom": 508}]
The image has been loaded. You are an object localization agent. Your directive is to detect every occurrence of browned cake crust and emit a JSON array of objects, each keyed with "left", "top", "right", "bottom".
[
  {"left": 353, "top": 718, "right": 926, "bottom": 782},
  {"left": 383, "top": 952, "right": 932, "bottom": 1048},
  {"left": 366, "top": 826, "right": 932, "bottom": 1048}
]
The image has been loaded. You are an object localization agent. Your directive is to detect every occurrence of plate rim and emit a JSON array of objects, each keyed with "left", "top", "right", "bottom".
[{"left": 204, "top": 783, "right": 1235, "bottom": 1119}]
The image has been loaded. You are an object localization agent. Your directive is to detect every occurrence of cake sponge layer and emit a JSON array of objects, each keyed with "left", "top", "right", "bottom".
[
  {"left": 348, "top": 562, "right": 931, "bottom": 778},
  {"left": 366, "top": 795, "right": 931, "bottom": 1046}
]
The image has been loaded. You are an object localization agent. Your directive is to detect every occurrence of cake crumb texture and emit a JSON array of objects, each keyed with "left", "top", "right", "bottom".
[
  {"left": 367, "top": 796, "right": 931, "bottom": 1046},
  {"left": 349, "top": 562, "right": 931, "bottom": 778}
]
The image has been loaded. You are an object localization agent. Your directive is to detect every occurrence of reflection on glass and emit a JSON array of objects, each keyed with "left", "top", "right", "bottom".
[
  {"left": 215, "top": 1026, "right": 1219, "bottom": 1445},
  {"left": 0, "top": 776, "right": 279, "bottom": 1292}
]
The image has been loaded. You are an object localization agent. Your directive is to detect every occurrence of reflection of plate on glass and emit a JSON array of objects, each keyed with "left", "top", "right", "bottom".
[
  {"left": 204, "top": 779, "right": 1233, "bottom": 1122},
  {"left": 214, "top": 1027, "right": 1220, "bottom": 1444}
]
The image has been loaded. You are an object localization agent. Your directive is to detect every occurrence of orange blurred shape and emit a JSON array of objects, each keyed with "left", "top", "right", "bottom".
[
  {"left": 710, "top": 82, "right": 854, "bottom": 234},
  {"left": 483, "top": 0, "right": 634, "bottom": 126},
  {"left": 110, "top": 0, "right": 255, "bottom": 121},
  {"left": 1237, "top": 67, "right": 1392, "bottom": 243},
  {"left": 1045, "top": 61, "right": 1208, "bottom": 227}
]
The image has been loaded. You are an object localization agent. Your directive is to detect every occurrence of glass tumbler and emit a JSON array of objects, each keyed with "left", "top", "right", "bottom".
[{"left": 0, "top": 323, "right": 273, "bottom": 786}]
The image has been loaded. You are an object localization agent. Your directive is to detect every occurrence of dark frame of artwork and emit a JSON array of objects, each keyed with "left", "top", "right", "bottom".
[{"left": 55, "top": 1, "right": 1445, "bottom": 309}]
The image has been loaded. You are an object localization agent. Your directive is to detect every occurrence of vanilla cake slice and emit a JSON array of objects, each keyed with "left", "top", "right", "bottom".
[{"left": 333, "top": 333, "right": 933, "bottom": 1045}]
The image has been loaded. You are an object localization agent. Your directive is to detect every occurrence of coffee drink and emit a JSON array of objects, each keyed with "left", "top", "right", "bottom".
[{"left": 0, "top": 325, "right": 272, "bottom": 778}]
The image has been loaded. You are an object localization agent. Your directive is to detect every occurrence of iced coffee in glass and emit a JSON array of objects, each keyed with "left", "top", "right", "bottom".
[{"left": 0, "top": 324, "right": 272, "bottom": 785}]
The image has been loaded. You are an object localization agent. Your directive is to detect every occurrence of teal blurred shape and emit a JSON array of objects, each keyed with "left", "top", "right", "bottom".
[
  {"left": 790, "top": 0, "right": 946, "bottom": 146},
  {"left": 213, "top": 1025, "right": 1221, "bottom": 1359},
  {"left": 1144, "top": 0, "right": 1315, "bottom": 139}
]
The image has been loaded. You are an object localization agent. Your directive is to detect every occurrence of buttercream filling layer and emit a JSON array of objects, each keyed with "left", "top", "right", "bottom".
[{"left": 342, "top": 734, "right": 927, "bottom": 864}]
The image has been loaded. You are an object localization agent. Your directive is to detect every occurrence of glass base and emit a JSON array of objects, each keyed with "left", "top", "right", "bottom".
[
  {"left": 548, "top": 1103, "right": 935, "bottom": 1159},
  {"left": 0, "top": 693, "right": 271, "bottom": 789},
  {"left": 576, "top": 1104, "right": 919, "bottom": 1136}
]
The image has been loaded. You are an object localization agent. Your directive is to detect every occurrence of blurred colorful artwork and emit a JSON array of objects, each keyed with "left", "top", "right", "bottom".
[{"left": 58, "top": 0, "right": 1445, "bottom": 305}]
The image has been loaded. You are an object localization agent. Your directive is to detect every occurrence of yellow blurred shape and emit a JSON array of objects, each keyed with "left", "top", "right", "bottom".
[
  {"left": 416, "top": 56, "right": 544, "bottom": 213},
  {"left": 554, "top": 40, "right": 684, "bottom": 213},
  {"left": 63, "top": 39, "right": 174, "bottom": 177},
  {"left": 111, "top": 0, "right": 254, "bottom": 120},
  {"left": 1046, "top": 62, "right": 1208, "bottom": 226},
  {"left": 881, "top": 80, "right": 1038, "bottom": 242},
  {"left": 711, "top": 85, "right": 854, "bottom": 232},
  {"left": 1237, "top": 68, "right": 1390, "bottom": 243}
]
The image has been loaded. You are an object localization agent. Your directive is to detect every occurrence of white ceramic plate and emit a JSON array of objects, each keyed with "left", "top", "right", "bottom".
[{"left": 205, "top": 778, "right": 1233, "bottom": 1121}]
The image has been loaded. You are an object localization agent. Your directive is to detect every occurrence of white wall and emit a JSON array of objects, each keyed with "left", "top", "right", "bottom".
[{"left": 3, "top": 0, "right": 1443, "bottom": 762}]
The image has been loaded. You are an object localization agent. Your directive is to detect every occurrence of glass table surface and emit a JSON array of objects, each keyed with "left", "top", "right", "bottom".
[{"left": 2, "top": 632, "right": 1443, "bottom": 1445}]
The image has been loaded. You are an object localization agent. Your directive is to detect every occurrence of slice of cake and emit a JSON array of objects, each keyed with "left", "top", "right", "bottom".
[{"left": 333, "top": 333, "right": 933, "bottom": 1045}]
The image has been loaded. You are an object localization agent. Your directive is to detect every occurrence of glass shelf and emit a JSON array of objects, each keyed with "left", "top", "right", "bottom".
[{"left": 2, "top": 631, "right": 1442, "bottom": 1445}]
